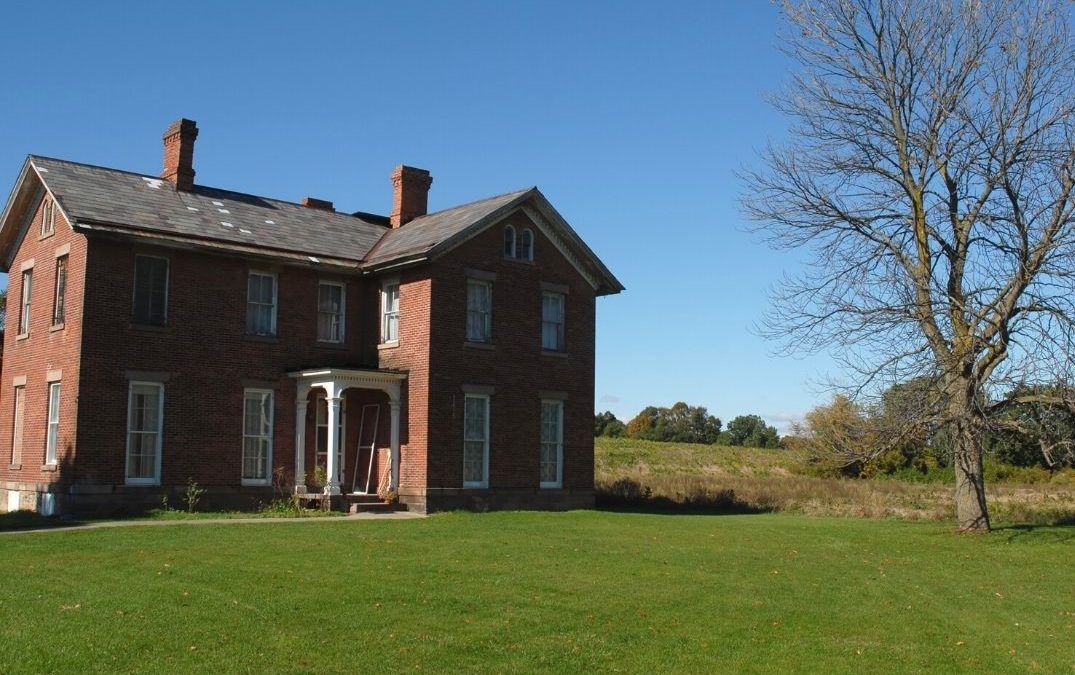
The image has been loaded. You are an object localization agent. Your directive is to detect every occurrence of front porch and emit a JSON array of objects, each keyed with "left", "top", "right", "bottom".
[{"left": 289, "top": 368, "right": 407, "bottom": 498}]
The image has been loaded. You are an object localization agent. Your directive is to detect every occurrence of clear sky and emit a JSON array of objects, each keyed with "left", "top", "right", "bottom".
[{"left": 0, "top": 1, "right": 835, "bottom": 432}]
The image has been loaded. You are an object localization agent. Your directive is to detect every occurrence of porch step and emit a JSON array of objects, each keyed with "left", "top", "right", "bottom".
[{"left": 346, "top": 493, "right": 404, "bottom": 514}]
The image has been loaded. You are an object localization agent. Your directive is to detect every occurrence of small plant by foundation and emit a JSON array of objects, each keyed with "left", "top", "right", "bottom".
[{"left": 183, "top": 478, "right": 206, "bottom": 514}]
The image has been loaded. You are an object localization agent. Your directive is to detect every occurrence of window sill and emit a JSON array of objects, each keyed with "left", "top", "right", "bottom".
[
  {"left": 124, "top": 481, "right": 161, "bottom": 487},
  {"left": 241, "top": 479, "right": 271, "bottom": 487},
  {"left": 539, "top": 484, "right": 563, "bottom": 490},
  {"left": 244, "top": 334, "right": 279, "bottom": 343},
  {"left": 40, "top": 463, "right": 58, "bottom": 472},
  {"left": 38, "top": 232, "right": 55, "bottom": 242},
  {"left": 129, "top": 323, "right": 169, "bottom": 332},
  {"left": 503, "top": 256, "right": 535, "bottom": 265},
  {"left": 464, "top": 341, "right": 494, "bottom": 350},
  {"left": 316, "top": 340, "right": 348, "bottom": 350},
  {"left": 462, "top": 483, "right": 489, "bottom": 490},
  {"left": 541, "top": 350, "right": 568, "bottom": 358},
  {"left": 378, "top": 341, "right": 400, "bottom": 350},
  {"left": 15, "top": 333, "right": 28, "bottom": 342},
  {"left": 8, "top": 464, "right": 21, "bottom": 471},
  {"left": 49, "top": 322, "right": 65, "bottom": 332}
]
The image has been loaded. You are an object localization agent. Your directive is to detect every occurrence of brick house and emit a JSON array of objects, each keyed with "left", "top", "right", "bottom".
[{"left": 0, "top": 119, "right": 622, "bottom": 515}]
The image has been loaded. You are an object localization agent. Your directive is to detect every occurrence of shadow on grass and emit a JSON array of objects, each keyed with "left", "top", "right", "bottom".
[
  {"left": 0, "top": 510, "right": 88, "bottom": 532},
  {"left": 595, "top": 478, "right": 773, "bottom": 516},
  {"left": 993, "top": 515, "right": 1075, "bottom": 543}
]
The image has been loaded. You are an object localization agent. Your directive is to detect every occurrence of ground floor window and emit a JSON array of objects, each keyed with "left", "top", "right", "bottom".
[
  {"left": 242, "top": 389, "right": 274, "bottom": 485},
  {"left": 126, "top": 382, "right": 163, "bottom": 484},
  {"left": 11, "top": 385, "right": 25, "bottom": 466},
  {"left": 540, "top": 400, "right": 563, "bottom": 488},
  {"left": 463, "top": 394, "right": 489, "bottom": 488},
  {"left": 45, "top": 382, "right": 61, "bottom": 465},
  {"left": 315, "top": 391, "right": 345, "bottom": 475}
]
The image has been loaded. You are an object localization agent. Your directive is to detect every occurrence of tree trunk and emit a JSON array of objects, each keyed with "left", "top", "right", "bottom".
[{"left": 950, "top": 410, "right": 991, "bottom": 532}]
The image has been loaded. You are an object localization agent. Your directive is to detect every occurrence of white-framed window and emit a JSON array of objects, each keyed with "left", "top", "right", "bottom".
[
  {"left": 540, "top": 400, "right": 564, "bottom": 488},
  {"left": 317, "top": 281, "right": 345, "bottom": 343},
  {"left": 503, "top": 225, "right": 516, "bottom": 258},
  {"left": 314, "top": 391, "right": 345, "bottom": 473},
  {"left": 53, "top": 255, "right": 67, "bottom": 326},
  {"left": 18, "top": 269, "right": 32, "bottom": 335},
  {"left": 45, "top": 382, "right": 61, "bottom": 465},
  {"left": 381, "top": 281, "right": 400, "bottom": 343},
  {"left": 542, "top": 292, "right": 566, "bottom": 351},
  {"left": 11, "top": 385, "right": 25, "bottom": 466},
  {"left": 463, "top": 394, "right": 489, "bottom": 488},
  {"left": 132, "top": 255, "right": 169, "bottom": 326},
  {"left": 126, "top": 382, "right": 164, "bottom": 485},
  {"left": 247, "top": 271, "right": 278, "bottom": 336},
  {"left": 520, "top": 228, "right": 534, "bottom": 261},
  {"left": 466, "top": 279, "right": 492, "bottom": 343},
  {"left": 40, "top": 198, "right": 55, "bottom": 237},
  {"left": 242, "top": 389, "right": 274, "bottom": 485}
]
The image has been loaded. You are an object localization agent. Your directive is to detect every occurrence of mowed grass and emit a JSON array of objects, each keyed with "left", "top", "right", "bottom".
[{"left": 1, "top": 512, "right": 1073, "bottom": 673}]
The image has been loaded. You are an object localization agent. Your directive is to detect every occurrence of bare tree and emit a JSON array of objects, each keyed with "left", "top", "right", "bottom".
[{"left": 743, "top": 0, "right": 1075, "bottom": 531}]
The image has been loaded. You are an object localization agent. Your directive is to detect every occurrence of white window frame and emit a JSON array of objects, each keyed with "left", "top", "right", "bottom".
[
  {"left": 246, "top": 271, "right": 278, "bottom": 336},
  {"left": 53, "top": 255, "right": 68, "bottom": 326},
  {"left": 18, "top": 269, "right": 32, "bottom": 336},
  {"left": 40, "top": 198, "right": 55, "bottom": 237},
  {"left": 11, "top": 385, "right": 25, "bottom": 466},
  {"left": 314, "top": 390, "right": 345, "bottom": 474},
  {"left": 316, "top": 281, "right": 346, "bottom": 343},
  {"left": 540, "top": 400, "right": 564, "bottom": 488},
  {"left": 503, "top": 225, "right": 516, "bottom": 258},
  {"left": 465, "top": 279, "right": 493, "bottom": 344},
  {"left": 125, "top": 381, "right": 164, "bottom": 486},
  {"left": 45, "top": 382, "right": 61, "bottom": 465},
  {"left": 520, "top": 228, "right": 534, "bottom": 261},
  {"left": 381, "top": 281, "right": 400, "bottom": 344},
  {"left": 132, "top": 255, "right": 169, "bottom": 326},
  {"left": 241, "top": 389, "right": 274, "bottom": 486},
  {"left": 542, "top": 292, "right": 566, "bottom": 351},
  {"left": 463, "top": 394, "right": 490, "bottom": 488}
]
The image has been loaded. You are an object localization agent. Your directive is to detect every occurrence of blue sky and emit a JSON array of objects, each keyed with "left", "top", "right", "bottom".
[{"left": 0, "top": 1, "right": 835, "bottom": 432}]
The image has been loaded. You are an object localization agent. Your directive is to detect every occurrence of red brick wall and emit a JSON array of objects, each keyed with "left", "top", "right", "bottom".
[
  {"left": 424, "top": 209, "right": 597, "bottom": 496},
  {"left": 0, "top": 193, "right": 87, "bottom": 493}
]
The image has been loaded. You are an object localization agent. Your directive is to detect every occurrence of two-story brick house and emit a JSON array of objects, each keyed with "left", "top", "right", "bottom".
[{"left": 0, "top": 119, "right": 622, "bottom": 515}]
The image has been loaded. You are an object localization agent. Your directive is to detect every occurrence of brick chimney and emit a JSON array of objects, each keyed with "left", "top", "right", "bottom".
[
  {"left": 161, "top": 118, "right": 198, "bottom": 191},
  {"left": 390, "top": 165, "right": 432, "bottom": 228}
]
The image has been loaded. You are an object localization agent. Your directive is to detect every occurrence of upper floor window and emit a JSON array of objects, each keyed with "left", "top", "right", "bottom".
[
  {"left": 542, "top": 292, "right": 565, "bottom": 351},
  {"left": 247, "top": 271, "right": 278, "bottom": 336},
  {"left": 503, "top": 225, "right": 516, "bottom": 258},
  {"left": 520, "top": 229, "right": 534, "bottom": 261},
  {"left": 40, "top": 198, "right": 55, "bottom": 238},
  {"left": 53, "top": 256, "right": 68, "bottom": 326},
  {"left": 317, "top": 282, "right": 345, "bottom": 343},
  {"left": 132, "top": 256, "right": 169, "bottom": 326},
  {"left": 17, "top": 269, "right": 32, "bottom": 336},
  {"left": 381, "top": 281, "right": 400, "bottom": 343},
  {"left": 466, "top": 279, "right": 492, "bottom": 343}
]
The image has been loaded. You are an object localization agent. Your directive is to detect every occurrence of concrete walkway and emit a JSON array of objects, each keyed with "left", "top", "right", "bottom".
[{"left": 0, "top": 510, "right": 425, "bottom": 536}]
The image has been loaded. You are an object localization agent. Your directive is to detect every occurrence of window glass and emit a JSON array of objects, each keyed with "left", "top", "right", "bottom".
[
  {"left": 520, "top": 229, "right": 534, "bottom": 261},
  {"left": 127, "top": 383, "right": 163, "bottom": 483},
  {"left": 18, "top": 270, "right": 32, "bottom": 335},
  {"left": 242, "top": 390, "right": 273, "bottom": 483},
  {"left": 247, "top": 272, "right": 277, "bottom": 336},
  {"left": 133, "top": 256, "right": 168, "bottom": 326},
  {"left": 542, "top": 292, "right": 565, "bottom": 351},
  {"left": 540, "top": 400, "right": 563, "bottom": 487},
  {"left": 466, "top": 280, "right": 492, "bottom": 343},
  {"left": 463, "top": 395, "right": 489, "bottom": 486},
  {"left": 317, "top": 283, "right": 345, "bottom": 342},
  {"left": 503, "top": 226, "right": 516, "bottom": 258},
  {"left": 53, "top": 256, "right": 68, "bottom": 326},
  {"left": 381, "top": 283, "right": 400, "bottom": 342},
  {"left": 45, "top": 383, "right": 61, "bottom": 465}
]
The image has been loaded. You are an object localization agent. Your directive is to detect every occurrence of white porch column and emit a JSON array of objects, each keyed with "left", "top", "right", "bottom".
[
  {"left": 294, "top": 394, "right": 309, "bottom": 493},
  {"left": 389, "top": 400, "right": 401, "bottom": 490},
  {"left": 325, "top": 395, "right": 342, "bottom": 495}
]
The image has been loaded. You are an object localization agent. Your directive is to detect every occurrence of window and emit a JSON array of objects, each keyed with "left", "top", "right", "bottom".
[
  {"left": 17, "top": 270, "right": 31, "bottom": 335},
  {"left": 520, "top": 229, "right": 534, "bottom": 261},
  {"left": 317, "top": 282, "right": 345, "bottom": 343},
  {"left": 132, "top": 256, "right": 169, "bottom": 326},
  {"left": 466, "top": 279, "right": 492, "bottom": 343},
  {"left": 40, "top": 198, "right": 55, "bottom": 237},
  {"left": 540, "top": 400, "right": 564, "bottom": 488},
  {"left": 463, "top": 394, "right": 489, "bottom": 488},
  {"left": 542, "top": 292, "right": 565, "bottom": 351},
  {"left": 314, "top": 391, "right": 345, "bottom": 473},
  {"left": 381, "top": 282, "right": 400, "bottom": 343},
  {"left": 45, "top": 382, "right": 61, "bottom": 465},
  {"left": 503, "top": 225, "right": 516, "bottom": 258},
  {"left": 11, "top": 386, "right": 25, "bottom": 466},
  {"left": 242, "top": 389, "right": 274, "bottom": 485},
  {"left": 52, "top": 256, "right": 67, "bottom": 326},
  {"left": 247, "top": 272, "right": 277, "bottom": 336},
  {"left": 126, "top": 382, "right": 163, "bottom": 484}
]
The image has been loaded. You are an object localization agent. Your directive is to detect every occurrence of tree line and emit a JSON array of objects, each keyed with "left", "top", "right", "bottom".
[{"left": 595, "top": 403, "right": 780, "bottom": 449}]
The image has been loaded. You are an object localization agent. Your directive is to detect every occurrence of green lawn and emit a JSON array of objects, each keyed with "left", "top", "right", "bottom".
[{"left": 1, "top": 512, "right": 1072, "bottom": 673}]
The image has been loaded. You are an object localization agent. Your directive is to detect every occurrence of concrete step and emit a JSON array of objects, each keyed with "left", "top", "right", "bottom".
[{"left": 348, "top": 500, "right": 404, "bottom": 514}]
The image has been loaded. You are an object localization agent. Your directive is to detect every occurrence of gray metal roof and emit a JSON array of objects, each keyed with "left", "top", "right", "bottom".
[{"left": 31, "top": 156, "right": 388, "bottom": 262}]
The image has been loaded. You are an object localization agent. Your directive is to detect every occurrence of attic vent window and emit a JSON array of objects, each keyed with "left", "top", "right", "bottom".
[
  {"left": 503, "top": 225, "right": 534, "bottom": 262},
  {"left": 503, "top": 225, "right": 516, "bottom": 258},
  {"left": 40, "top": 197, "right": 56, "bottom": 238}
]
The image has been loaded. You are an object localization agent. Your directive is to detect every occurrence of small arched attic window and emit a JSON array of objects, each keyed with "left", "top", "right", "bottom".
[
  {"left": 520, "top": 228, "right": 534, "bottom": 261},
  {"left": 503, "top": 225, "right": 516, "bottom": 258}
]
